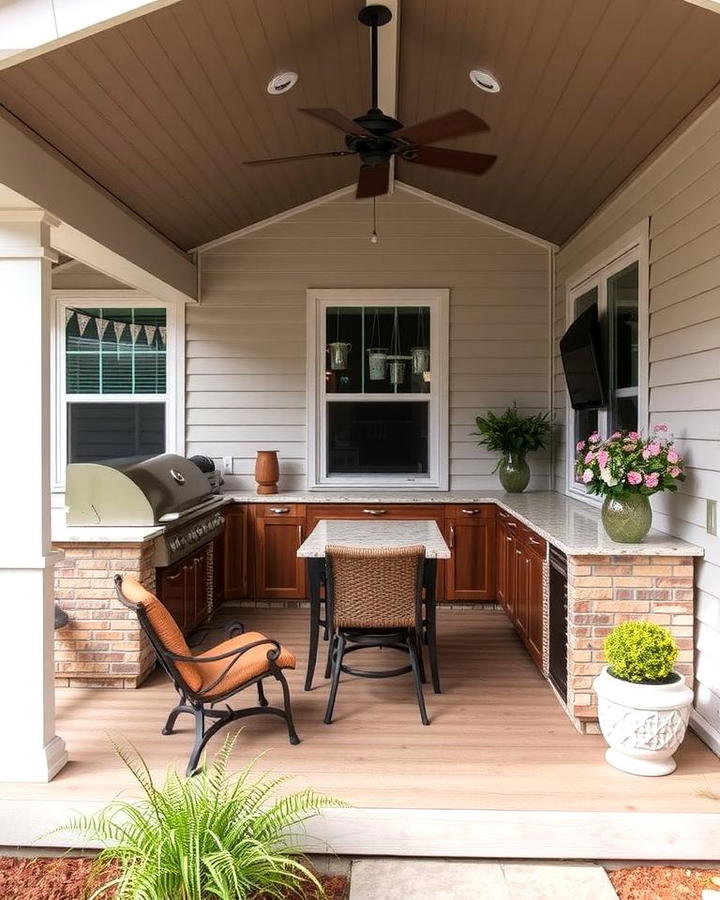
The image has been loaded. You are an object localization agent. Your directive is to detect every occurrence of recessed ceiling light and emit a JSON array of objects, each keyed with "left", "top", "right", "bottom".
[
  {"left": 469, "top": 69, "right": 501, "bottom": 93},
  {"left": 267, "top": 72, "right": 299, "bottom": 95}
]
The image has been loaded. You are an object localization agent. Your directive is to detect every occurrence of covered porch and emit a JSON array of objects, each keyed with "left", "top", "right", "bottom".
[{"left": 3, "top": 605, "right": 720, "bottom": 859}]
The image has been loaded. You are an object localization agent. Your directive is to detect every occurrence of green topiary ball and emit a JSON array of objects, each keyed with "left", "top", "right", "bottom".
[{"left": 604, "top": 620, "right": 679, "bottom": 683}]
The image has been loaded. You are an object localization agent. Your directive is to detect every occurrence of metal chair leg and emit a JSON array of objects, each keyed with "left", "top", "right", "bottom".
[
  {"left": 408, "top": 630, "right": 430, "bottom": 726},
  {"left": 276, "top": 671, "right": 300, "bottom": 745},
  {"left": 324, "top": 634, "right": 344, "bottom": 725},
  {"left": 161, "top": 702, "right": 194, "bottom": 735},
  {"left": 187, "top": 706, "right": 207, "bottom": 775},
  {"left": 257, "top": 680, "right": 268, "bottom": 707}
]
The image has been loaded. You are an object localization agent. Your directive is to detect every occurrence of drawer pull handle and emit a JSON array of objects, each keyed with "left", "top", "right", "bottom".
[
  {"left": 297, "top": 524, "right": 303, "bottom": 546},
  {"left": 516, "top": 549, "right": 522, "bottom": 556},
  {"left": 449, "top": 524, "right": 455, "bottom": 549},
  {"left": 505, "top": 535, "right": 513, "bottom": 542},
  {"left": 527, "top": 536, "right": 543, "bottom": 546},
  {"left": 363, "top": 508, "right": 387, "bottom": 515},
  {"left": 506, "top": 521, "right": 517, "bottom": 528},
  {"left": 461, "top": 508, "right": 480, "bottom": 515},
  {"left": 270, "top": 507, "right": 290, "bottom": 514}
]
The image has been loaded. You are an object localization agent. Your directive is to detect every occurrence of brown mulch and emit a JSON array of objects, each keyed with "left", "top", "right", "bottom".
[
  {"left": 610, "top": 866, "right": 720, "bottom": 899},
  {"left": 0, "top": 857, "right": 349, "bottom": 900}
]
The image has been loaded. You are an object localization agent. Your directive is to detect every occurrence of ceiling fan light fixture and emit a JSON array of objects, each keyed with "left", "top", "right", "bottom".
[
  {"left": 267, "top": 71, "right": 299, "bottom": 95},
  {"left": 469, "top": 69, "right": 501, "bottom": 93}
]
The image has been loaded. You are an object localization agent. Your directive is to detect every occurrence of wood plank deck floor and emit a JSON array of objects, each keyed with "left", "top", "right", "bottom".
[{"left": 3, "top": 608, "right": 719, "bottom": 817}]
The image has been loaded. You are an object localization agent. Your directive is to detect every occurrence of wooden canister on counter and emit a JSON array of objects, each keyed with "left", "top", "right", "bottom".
[{"left": 255, "top": 450, "right": 279, "bottom": 494}]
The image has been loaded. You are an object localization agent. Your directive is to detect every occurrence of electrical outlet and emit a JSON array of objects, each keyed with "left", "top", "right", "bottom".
[
  {"left": 222, "top": 456, "right": 233, "bottom": 475},
  {"left": 708, "top": 499, "right": 717, "bottom": 536}
]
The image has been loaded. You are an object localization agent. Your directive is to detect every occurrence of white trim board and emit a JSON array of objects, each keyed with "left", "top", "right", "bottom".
[
  {"left": 6, "top": 801, "right": 720, "bottom": 860},
  {"left": 193, "top": 182, "right": 556, "bottom": 254}
]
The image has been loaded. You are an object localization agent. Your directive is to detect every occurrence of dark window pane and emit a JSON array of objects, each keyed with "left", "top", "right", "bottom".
[
  {"left": 68, "top": 403, "right": 165, "bottom": 463},
  {"left": 327, "top": 401, "right": 428, "bottom": 475},
  {"left": 611, "top": 395, "right": 639, "bottom": 434},
  {"left": 608, "top": 263, "right": 638, "bottom": 391}
]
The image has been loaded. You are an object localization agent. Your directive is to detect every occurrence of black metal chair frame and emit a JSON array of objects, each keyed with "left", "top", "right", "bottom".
[
  {"left": 114, "top": 574, "right": 299, "bottom": 776},
  {"left": 322, "top": 552, "right": 430, "bottom": 726}
]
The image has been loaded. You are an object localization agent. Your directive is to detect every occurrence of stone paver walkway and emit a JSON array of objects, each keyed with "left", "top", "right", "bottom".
[{"left": 348, "top": 858, "right": 618, "bottom": 899}]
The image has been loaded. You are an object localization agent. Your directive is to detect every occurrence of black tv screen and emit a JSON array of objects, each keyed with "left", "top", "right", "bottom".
[{"left": 560, "top": 303, "right": 606, "bottom": 410}]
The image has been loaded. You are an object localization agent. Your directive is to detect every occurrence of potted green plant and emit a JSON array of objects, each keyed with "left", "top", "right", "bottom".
[
  {"left": 473, "top": 404, "right": 550, "bottom": 493},
  {"left": 63, "top": 735, "right": 346, "bottom": 899},
  {"left": 593, "top": 621, "right": 693, "bottom": 776},
  {"left": 574, "top": 424, "right": 685, "bottom": 542}
]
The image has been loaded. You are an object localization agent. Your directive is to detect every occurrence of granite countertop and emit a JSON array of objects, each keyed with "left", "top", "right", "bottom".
[
  {"left": 51, "top": 509, "right": 164, "bottom": 544},
  {"left": 223, "top": 488, "right": 703, "bottom": 558},
  {"left": 298, "top": 519, "right": 451, "bottom": 558}
]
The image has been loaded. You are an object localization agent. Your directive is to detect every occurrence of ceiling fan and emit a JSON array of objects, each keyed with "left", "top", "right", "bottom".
[{"left": 243, "top": 4, "right": 497, "bottom": 198}]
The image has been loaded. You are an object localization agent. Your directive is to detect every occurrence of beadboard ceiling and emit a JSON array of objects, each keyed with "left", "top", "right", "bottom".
[{"left": 2, "top": 0, "right": 720, "bottom": 249}]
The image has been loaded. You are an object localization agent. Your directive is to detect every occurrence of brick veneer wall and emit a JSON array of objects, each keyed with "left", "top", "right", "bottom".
[
  {"left": 566, "top": 554, "right": 694, "bottom": 732},
  {"left": 54, "top": 541, "right": 157, "bottom": 688}
]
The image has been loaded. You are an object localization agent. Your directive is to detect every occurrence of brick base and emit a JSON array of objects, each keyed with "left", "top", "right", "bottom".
[
  {"left": 53, "top": 541, "right": 157, "bottom": 688},
  {"left": 566, "top": 554, "right": 694, "bottom": 726}
]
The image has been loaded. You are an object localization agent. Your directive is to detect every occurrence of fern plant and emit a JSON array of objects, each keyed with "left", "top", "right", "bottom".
[
  {"left": 63, "top": 735, "right": 347, "bottom": 900},
  {"left": 473, "top": 404, "right": 550, "bottom": 469}
]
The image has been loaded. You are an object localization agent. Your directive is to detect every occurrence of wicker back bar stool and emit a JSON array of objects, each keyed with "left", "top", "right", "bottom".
[{"left": 324, "top": 544, "right": 429, "bottom": 725}]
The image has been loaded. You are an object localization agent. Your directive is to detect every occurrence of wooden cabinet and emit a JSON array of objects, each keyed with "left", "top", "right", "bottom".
[
  {"left": 157, "top": 544, "right": 210, "bottom": 635},
  {"left": 497, "top": 512, "right": 546, "bottom": 669},
  {"left": 223, "top": 504, "right": 248, "bottom": 600},
  {"left": 253, "top": 504, "right": 306, "bottom": 600},
  {"left": 444, "top": 505, "right": 496, "bottom": 602}
]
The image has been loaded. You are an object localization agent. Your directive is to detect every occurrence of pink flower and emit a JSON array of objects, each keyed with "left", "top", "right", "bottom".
[
  {"left": 626, "top": 471, "right": 642, "bottom": 485},
  {"left": 654, "top": 423, "right": 668, "bottom": 432},
  {"left": 642, "top": 442, "right": 661, "bottom": 460},
  {"left": 669, "top": 466, "right": 682, "bottom": 478},
  {"left": 582, "top": 468, "right": 594, "bottom": 483},
  {"left": 576, "top": 440, "right": 586, "bottom": 452},
  {"left": 610, "top": 432, "right": 621, "bottom": 440},
  {"left": 584, "top": 451, "right": 595, "bottom": 464},
  {"left": 588, "top": 433, "right": 601, "bottom": 443},
  {"left": 667, "top": 450, "right": 679, "bottom": 464},
  {"left": 628, "top": 431, "right": 641, "bottom": 441},
  {"left": 644, "top": 472, "right": 660, "bottom": 489},
  {"left": 597, "top": 450, "right": 609, "bottom": 468}
]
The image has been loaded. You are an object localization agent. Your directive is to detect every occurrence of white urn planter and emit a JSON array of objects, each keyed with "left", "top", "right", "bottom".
[{"left": 593, "top": 666, "right": 693, "bottom": 776}]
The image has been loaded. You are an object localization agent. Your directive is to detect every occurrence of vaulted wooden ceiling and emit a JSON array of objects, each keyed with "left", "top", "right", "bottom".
[{"left": 1, "top": 0, "right": 720, "bottom": 250}]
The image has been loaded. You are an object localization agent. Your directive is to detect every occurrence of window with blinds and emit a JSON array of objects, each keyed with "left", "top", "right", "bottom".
[{"left": 64, "top": 307, "right": 167, "bottom": 465}]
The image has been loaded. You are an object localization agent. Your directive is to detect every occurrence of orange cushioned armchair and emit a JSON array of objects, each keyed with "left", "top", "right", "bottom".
[{"left": 115, "top": 574, "right": 299, "bottom": 775}]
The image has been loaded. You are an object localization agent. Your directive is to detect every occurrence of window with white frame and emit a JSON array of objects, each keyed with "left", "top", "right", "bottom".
[
  {"left": 565, "top": 224, "right": 649, "bottom": 497},
  {"left": 54, "top": 296, "right": 180, "bottom": 488},
  {"left": 307, "top": 289, "right": 449, "bottom": 489}
]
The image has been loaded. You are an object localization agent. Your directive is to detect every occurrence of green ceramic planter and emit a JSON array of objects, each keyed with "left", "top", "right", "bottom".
[
  {"left": 498, "top": 452, "right": 530, "bottom": 493},
  {"left": 602, "top": 493, "right": 652, "bottom": 543}
]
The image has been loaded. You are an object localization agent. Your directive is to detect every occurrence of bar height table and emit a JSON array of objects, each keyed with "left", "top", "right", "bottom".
[{"left": 297, "top": 519, "right": 451, "bottom": 693}]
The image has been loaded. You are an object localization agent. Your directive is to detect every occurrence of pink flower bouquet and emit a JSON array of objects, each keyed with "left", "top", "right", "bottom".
[{"left": 574, "top": 425, "right": 685, "bottom": 498}]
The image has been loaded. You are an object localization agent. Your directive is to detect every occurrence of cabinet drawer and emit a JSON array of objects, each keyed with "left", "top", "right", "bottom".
[
  {"left": 307, "top": 503, "right": 442, "bottom": 520},
  {"left": 254, "top": 503, "right": 305, "bottom": 518},
  {"left": 445, "top": 503, "right": 495, "bottom": 520}
]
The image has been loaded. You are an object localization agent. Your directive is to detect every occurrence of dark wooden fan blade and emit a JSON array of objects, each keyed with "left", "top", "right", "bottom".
[
  {"left": 403, "top": 146, "right": 497, "bottom": 175},
  {"left": 393, "top": 110, "right": 489, "bottom": 145},
  {"left": 299, "top": 108, "right": 373, "bottom": 137},
  {"left": 244, "top": 150, "right": 355, "bottom": 166},
  {"left": 356, "top": 162, "right": 390, "bottom": 198}
]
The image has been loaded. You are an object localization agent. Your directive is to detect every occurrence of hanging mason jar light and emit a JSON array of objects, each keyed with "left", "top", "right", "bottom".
[
  {"left": 366, "top": 308, "right": 388, "bottom": 380},
  {"left": 411, "top": 307, "right": 430, "bottom": 375},
  {"left": 327, "top": 307, "right": 351, "bottom": 370}
]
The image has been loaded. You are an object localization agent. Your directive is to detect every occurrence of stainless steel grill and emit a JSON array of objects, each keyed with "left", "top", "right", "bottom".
[{"left": 66, "top": 453, "right": 226, "bottom": 567}]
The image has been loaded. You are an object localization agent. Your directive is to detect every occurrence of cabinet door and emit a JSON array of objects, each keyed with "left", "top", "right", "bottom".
[
  {"left": 190, "top": 549, "right": 209, "bottom": 632},
  {"left": 496, "top": 515, "right": 508, "bottom": 610},
  {"left": 255, "top": 516, "right": 306, "bottom": 599},
  {"left": 224, "top": 505, "right": 248, "bottom": 599},
  {"left": 445, "top": 513, "right": 496, "bottom": 602},
  {"left": 525, "top": 541, "right": 545, "bottom": 669},
  {"left": 158, "top": 561, "right": 188, "bottom": 633}
]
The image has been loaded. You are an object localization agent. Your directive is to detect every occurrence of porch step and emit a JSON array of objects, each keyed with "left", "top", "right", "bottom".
[{"left": 348, "top": 858, "right": 618, "bottom": 899}]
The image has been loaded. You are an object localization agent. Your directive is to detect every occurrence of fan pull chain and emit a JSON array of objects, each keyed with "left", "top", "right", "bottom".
[{"left": 370, "top": 197, "right": 378, "bottom": 244}]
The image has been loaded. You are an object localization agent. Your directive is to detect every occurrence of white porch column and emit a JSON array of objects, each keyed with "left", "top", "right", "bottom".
[{"left": 0, "top": 207, "right": 68, "bottom": 781}]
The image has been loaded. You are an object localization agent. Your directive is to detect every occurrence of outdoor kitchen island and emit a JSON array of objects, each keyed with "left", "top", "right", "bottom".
[{"left": 52, "top": 490, "right": 702, "bottom": 734}]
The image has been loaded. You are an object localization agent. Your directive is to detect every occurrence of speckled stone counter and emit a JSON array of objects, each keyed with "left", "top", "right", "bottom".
[
  {"left": 298, "top": 519, "right": 451, "bottom": 558},
  {"left": 222, "top": 489, "right": 702, "bottom": 558}
]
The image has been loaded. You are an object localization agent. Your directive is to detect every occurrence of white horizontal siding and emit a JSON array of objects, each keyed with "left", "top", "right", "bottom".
[
  {"left": 194, "top": 186, "right": 550, "bottom": 493},
  {"left": 552, "top": 93, "right": 720, "bottom": 753}
]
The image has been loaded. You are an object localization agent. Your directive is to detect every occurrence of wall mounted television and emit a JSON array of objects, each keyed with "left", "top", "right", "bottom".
[{"left": 559, "top": 302, "right": 606, "bottom": 411}]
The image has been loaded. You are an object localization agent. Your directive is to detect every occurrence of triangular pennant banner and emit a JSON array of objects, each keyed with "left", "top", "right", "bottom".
[
  {"left": 113, "top": 321, "right": 126, "bottom": 342},
  {"left": 158, "top": 326, "right": 167, "bottom": 346},
  {"left": 96, "top": 317, "right": 110, "bottom": 340},
  {"left": 129, "top": 323, "right": 143, "bottom": 344},
  {"left": 76, "top": 313, "right": 91, "bottom": 336},
  {"left": 64, "top": 308, "right": 75, "bottom": 325},
  {"left": 143, "top": 324, "right": 157, "bottom": 346}
]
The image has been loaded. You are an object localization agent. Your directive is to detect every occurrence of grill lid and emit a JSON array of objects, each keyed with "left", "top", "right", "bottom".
[{"left": 66, "top": 454, "right": 212, "bottom": 526}]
